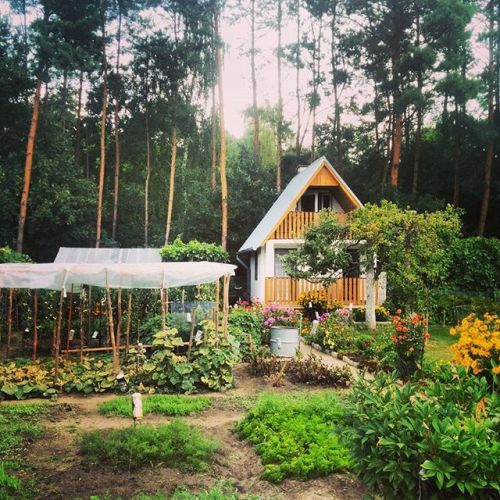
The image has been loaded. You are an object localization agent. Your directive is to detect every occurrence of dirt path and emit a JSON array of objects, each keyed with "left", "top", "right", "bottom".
[{"left": 15, "top": 365, "right": 365, "bottom": 499}]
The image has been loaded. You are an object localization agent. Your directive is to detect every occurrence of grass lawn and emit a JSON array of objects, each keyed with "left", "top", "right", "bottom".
[{"left": 425, "top": 325, "right": 455, "bottom": 363}]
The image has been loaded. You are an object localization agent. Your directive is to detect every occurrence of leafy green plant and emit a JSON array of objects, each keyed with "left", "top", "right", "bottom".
[
  {"left": 344, "top": 368, "right": 499, "bottom": 499},
  {"left": 98, "top": 394, "right": 212, "bottom": 417},
  {"left": 170, "top": 482, "right": 260, "bottom": 500},
  {"left": 160, "top": 237, "right": 229, "bottom": 263},
  {"left": 315, "top": 314, "right": 357, "bottom": 352},
  {"left": 237, "top": 392, "right": 352, "bottom": 483},
  {"left": 0, "top": 246, "right": 31, "bottom": 263},
  {"left": 81, "top": 420, "right": 218, "bottom": 471},
  {"left": 352, "top": 306, "right": 390, "bottom": 322},
  {"left": 192, "top": 322, "right": 240, "bottom": 391},
  {"left": 228, "top": 304, "right": 263, "bottom": 360},
  {"left": 298, "top": 290, "right": 328, "bottom": 321}
]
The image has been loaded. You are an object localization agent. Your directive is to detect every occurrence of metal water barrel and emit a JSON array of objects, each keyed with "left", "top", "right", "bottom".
[{"left": 270, "top": 327, "right": 299, "bottom": 357}]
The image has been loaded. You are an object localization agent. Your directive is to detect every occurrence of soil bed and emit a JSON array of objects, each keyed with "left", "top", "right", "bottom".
[{"left": 8, "top": 364, "right": 365, "bottom": 499}]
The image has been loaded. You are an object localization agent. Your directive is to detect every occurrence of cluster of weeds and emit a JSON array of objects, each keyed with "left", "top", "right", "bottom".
[
  {"left": 98, "top": 394, "right": 212, "bottom": 417},
  {"left": 0, "top": 402, "right": 51, "bottom": 498},
  {"left": 81, "top": 420, "right": 218, "bottom": 471},
  {"left": 236, "top": 392, "right": 352, "bottom": 483}
]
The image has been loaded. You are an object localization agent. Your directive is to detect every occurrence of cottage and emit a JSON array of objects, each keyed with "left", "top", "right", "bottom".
[{"left": 237, "top": 157, "right": 386, "bottom": 307}]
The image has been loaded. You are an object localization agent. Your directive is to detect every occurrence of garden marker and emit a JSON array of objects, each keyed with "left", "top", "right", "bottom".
[{"left": 131, "top": 393, "right": 143, "bottom": 426}]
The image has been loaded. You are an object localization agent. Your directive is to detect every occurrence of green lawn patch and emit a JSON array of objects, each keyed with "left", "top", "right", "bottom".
[
  {"left": 98, "top": 394, "right": 212, "bottom": 417},
  {"left": 0, "top": 402, "right": 50, "bottom": 498},
  {"left": 81, "top": 420, "right": 218, "bottom": 471},
  {"left": 236, "top": 392, "right": 351, "bottom": 483},
  {"left": 425, "top": 325, "right": 455, "bottom": 363}
]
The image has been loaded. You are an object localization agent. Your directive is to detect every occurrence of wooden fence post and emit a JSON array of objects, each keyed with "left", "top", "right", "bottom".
[
  {"left": 32, "top": 290, "right": 38, "bottom": 361},
  {"left": 6, "top": 289, "right": 14, "bottom": 359}
]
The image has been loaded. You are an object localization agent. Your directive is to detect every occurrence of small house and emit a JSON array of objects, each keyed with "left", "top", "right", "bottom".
[{"left": 237, "top": 157, "right": 386, "bottom": 307}]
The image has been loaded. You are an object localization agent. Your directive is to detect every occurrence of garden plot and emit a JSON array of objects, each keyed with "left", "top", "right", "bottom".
[{"left": 2, "top": 365, "right": 365, "bottom": 500}]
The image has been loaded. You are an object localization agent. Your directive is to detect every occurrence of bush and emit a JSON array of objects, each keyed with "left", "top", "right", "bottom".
[
  {"left": 352, "top": 306, "right": 390, "bottom": 322},
  {"left": 81, "top": 420, "right": 218, "bottom": 471},
  {"left": 98, "top": 394, "right": 212, "bottom": 417},
  {"left": 0, "top": 246, "right": 31, "bottom": 263},
  {"left": 237, "top": 392, "right": 351, "bottom": 483},
  {"left": 228, "top": 303, "right": 263, "bottom": 360},
  {"left": 315, "top": 314, "right": 357, "bottom": 352},
  {"left": 298, "top": 291, "right": 328, "bottom": 321},
  {"left": 160, "top": 237, "right": 229, "bottom": 263},
  {"left": 449, "top": 237, "right": 500, "bottom": 294},
  {"left": 344, "top": 368, "right": 499, "bottom": 499},
  {"left": 450, "top": 313, "right": 499, "bottom": 376},
  {"left": 249, "top": 348, "right": 351, "bottom": 387}
]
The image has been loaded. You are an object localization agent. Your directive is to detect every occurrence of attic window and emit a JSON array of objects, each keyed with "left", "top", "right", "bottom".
[{"left": 299, "top": 194, "right": 315, "bottom": 212}]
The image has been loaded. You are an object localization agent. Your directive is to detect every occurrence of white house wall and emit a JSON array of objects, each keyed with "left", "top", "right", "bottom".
[{"left": 250, "top": 248, "right": 266, "bottom": 302}]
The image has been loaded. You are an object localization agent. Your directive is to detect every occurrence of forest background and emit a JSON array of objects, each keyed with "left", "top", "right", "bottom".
[{"left": 0, "top": 0, "right": 498, "bottom": 263}]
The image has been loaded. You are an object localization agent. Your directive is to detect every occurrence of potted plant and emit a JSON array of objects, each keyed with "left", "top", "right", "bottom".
[{"left": 262, "top": 305, "right": 300, "bottom": 357}]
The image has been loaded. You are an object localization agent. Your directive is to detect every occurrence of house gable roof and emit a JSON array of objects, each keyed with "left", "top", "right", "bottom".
[{"left": 238, "top": 157, "right": 362, "bottom": 253}]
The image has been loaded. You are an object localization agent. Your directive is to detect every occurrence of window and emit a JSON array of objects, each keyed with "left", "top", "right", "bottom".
[
  {"left": 299, "top": 194, "right": 315, "bottom": 212},
  {"left": 274, "top": 248, "right": 291, "bottom": 277},
  {"left": 318, "top": 192, "right": 332, "bottom": 210}
]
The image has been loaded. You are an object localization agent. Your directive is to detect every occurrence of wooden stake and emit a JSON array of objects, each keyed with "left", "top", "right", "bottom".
[
  {"left": 6, "top": 289, "right": 14, "bottom": 359},
  {"left": 215, "top": 279, "right": 220, "bottom": 337},
  {"left": 54, "top": 289, "right": 65, "bottom": 381},
  {"left": 105, "top": 284, "right": 119, "bottom": 373},
  {"left": 187, "top": 307, "right": 196, "bottom": 361},
  {"left": 116, "top": 288, "right": 122, "bottom": 353},
  {"left": 32, "top": 290, "right": 38, "bottom": 361},
  {"left": 125, "top": 291, "right": 132, "bottom": 359},
  {"left": 65, "top": 285, "right": 74, "bottom": 358},
  {"left": 160, "top": 289, "right": 167, "bottom": 330},
  {"left": 222, "top": 275, "right": 230, "bottom": 337}
]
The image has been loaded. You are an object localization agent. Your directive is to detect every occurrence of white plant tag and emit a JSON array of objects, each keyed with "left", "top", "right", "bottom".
[{"left": 186, "top": 312, "right": 192, "bottom": 323}]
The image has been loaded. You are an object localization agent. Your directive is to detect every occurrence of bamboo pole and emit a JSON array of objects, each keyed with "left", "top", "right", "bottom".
[
  {"left": 222, "top": 274, "right": 230, "bottom": 337},
  {"left": 65, "top": 285, "right": 74, "bottom": 358},
  {"left": 125, "top": 291, "right": 132, "bottom": 359},
  {"left": 54, "top": 289, "right": 65, "bottom": 381},
  {"left": 186, "top": 307, "right": 196, "bottom": 361},
  {"left": 160, "top": 288, "right": 166, "bottom": 330},
  {"left": 32, "top": 290, "right": 38, "bottom": 361},
  {"left": 79, "top": 289, "right": 84, "bottom": 362},
  {"left": 116, "top": 288, "right": 122, "bottom": 353},
  {"left": 214, "top": 279, "right": 220, "bottom": 337},
  {"left": 105, "top": 284, "right": 119, "bottom": 373},
  {"left": 6, "top": 289, "right": 14, "bottom": 359}
]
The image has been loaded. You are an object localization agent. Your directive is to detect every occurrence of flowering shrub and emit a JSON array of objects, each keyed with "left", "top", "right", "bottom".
[
  {"left": 316, "top": 314, "right": 356, "bottom": 352},
  {"left": 298, "top": 291, "right": 328, "bottom": 321},
  {"left": 390, "top": 310, "right": 430, "bottom": 380},
  {"left": 352, "top": 306, "right": 390, "bottom": 322},
  {"left": 262, "top": 304, "right": 299, "bottom": 328},
  {"left": 450, "top": 313, "right": 500, "bottom": 376},
  {"left": 333, "top": 307, "right": 351, "bottom": 324}
]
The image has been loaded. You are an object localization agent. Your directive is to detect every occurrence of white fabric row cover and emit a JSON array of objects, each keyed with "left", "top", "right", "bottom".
[
  {"left": 54, "top": 247, "right": 162, "bottom": 264},
  {"left": 0, "top": 262, "right": 236, "bottom": 290}
]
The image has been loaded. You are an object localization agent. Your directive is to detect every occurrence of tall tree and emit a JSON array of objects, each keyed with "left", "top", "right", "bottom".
[{"left": 276, "top": 0, "right": 283, "bottom": 191}]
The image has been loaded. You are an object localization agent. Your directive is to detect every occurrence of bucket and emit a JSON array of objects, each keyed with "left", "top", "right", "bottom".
[{"left": 270, "top": 326, "right": 299, "bottom": 357}]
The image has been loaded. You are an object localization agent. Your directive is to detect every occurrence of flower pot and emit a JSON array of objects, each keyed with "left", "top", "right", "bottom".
[{"left": 270, "top": 326, "right": 299, "bottom": 357}]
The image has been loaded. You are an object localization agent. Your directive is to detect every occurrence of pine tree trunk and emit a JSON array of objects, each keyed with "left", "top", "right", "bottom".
[
  {"left": 75, "top": 70, "right": 84, "bottom": 170},
  {"left": 479, "top": 4, "right": 495, "bottom": 236},
  {"left": 111, "top": 7, "right": 122, "bottom": 242},
  {"left": 16, "top": 77, "right": 42, "bottom": 253},
  {"left": 211, "top": 85, "right": 217, "bottom": 192},
  {"left": 251, "top": 0, "right": 260, "bottom": 157},
  {"left": 390, "top": 112, "right": 402, "bottom": 186},
  {"left": 295, "top": 0, "right": 301, "bottom": 155},
  {"left": 165, "top": 126, "right": 177, "bottom": 245},
  {"left": 412, "top": 11, "right": 423, "bottom": 194},
  {"left": 276, "top": 0, "right": 283, "bottom": 192},
  {"left": 215, "top": 12, "right": 228, "bottom": 249},
  {"left": 331, "top": 8, "right": 344, "bottom": 174},
  {"left": 144, "top": 113, "right": 151, "bottom": 247},
  {"left": 96, "top": 12, "right": 108, "bottom": 249}
]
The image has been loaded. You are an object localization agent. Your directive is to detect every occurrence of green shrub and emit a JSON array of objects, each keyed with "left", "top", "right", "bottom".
[
  {"left": 0, "top": 246, "right": 31, "bottom": 263},
  {"left": 81, "top": 420, "right": 218, "bottom": 471},
  {"left": 228, "top": 304, "right": 263, "bottom": 360},
  {"left": 236, "top": 392, "right": 351, "bottom": 483},
  {"left": 160, "top": 237, "right": 229, "bottom": 263},
  {"left": 98, "top": 394, "right": 212, "bottom": 417},
  {"left": 344, "top": 368, "right": 499, "bottom": 499},
  {"left": 316, "top": 315, "right": 357, "bottom": 352},
  {"left": 352, "top": 306, "right": 390, "bottom": 322},
  {"left": 170, "top": 482, "right": 260, "bottom": 499},
  {"left": 298, "top": 291, "right": 328, "bottom": 321}
]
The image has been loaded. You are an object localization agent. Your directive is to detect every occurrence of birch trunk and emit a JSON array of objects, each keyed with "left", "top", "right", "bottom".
[
  {"left": 164, "top": 126, "right": 177, "bottom": 245},
  {"left": 365, "top": 266, "right": 376, "bottom": 331}
]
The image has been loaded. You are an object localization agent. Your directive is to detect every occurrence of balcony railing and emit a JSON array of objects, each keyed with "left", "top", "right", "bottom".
[
  {"left": 264, "top": 276, "right": 376, "bottom": 307},
  {"left": 272, "top": 211, "right": 347, "bottom": 240}
]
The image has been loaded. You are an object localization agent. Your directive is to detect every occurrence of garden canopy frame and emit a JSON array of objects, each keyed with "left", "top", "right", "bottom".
[{"left": 0, "top": 261, "right": 236, "bottom": 291}]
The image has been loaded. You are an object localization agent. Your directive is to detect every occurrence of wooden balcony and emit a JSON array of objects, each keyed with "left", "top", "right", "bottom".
[
  {"left": 272, "top": 211, "right": 347, "bottom": 240},
  {"left": 265, "top": 276, "right": 377, "bottom": 307}
]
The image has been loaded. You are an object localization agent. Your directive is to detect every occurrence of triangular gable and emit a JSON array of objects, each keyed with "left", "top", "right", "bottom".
[{"left": 238, "top": 157, "right": 362, "bottom": 253}]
